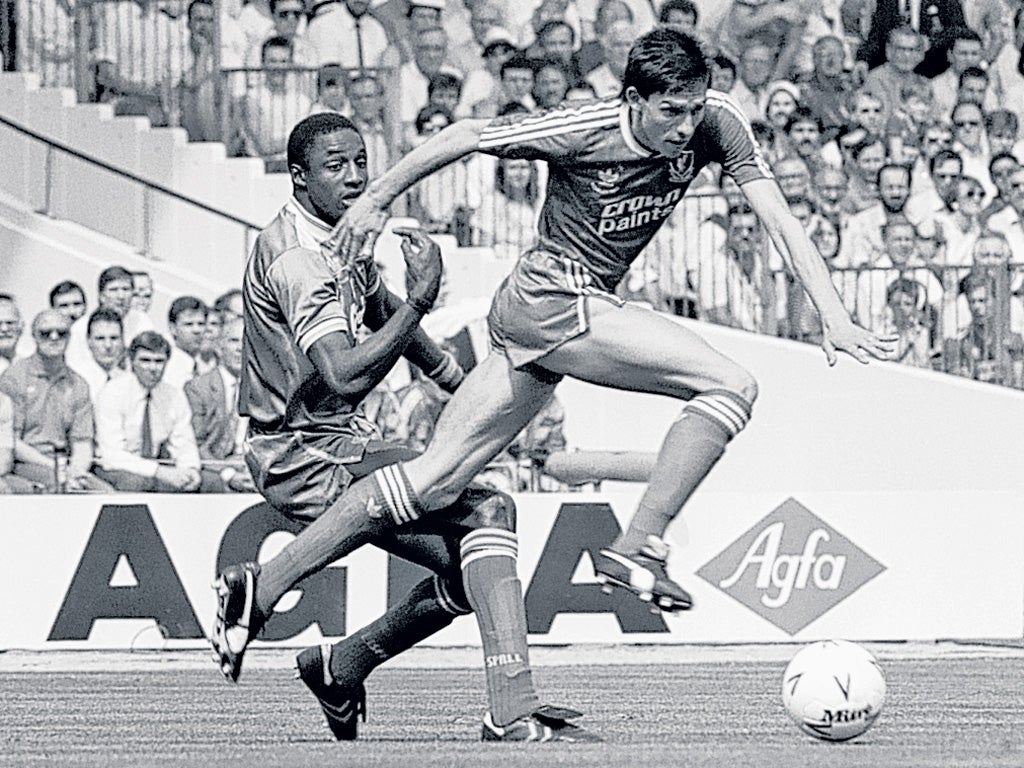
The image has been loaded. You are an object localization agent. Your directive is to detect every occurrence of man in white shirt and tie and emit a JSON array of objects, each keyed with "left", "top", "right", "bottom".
[
  {"left": 163, "top": 296, "right": 208, "bottom": 390},
  {"left": 94, "top": 331, "right": 202, "bottom": 492}
]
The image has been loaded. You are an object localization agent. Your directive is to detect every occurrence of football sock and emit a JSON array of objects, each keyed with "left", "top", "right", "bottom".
[
  {"left": 616, "top": 391, "right": 751, "bottom": 554},
  {"left": 256, "top": 465, "right": 423, "bottom": 618},
  {"left": 327, "top": 575, "right": 469, "bottom": 685},
  {"left": 460, "top": 528, "right": 540, "bottom": 727}
]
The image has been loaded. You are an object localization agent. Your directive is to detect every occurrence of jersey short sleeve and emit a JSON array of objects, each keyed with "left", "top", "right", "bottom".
[
  {"left": 477, "top": 100, "right": 617, "bottom": 162},
  {"left": 265, "top": 246, "right": 349, "bottom": 354},
  {"left": 705, "top": 91, "right": 774, "bottom": 186}
]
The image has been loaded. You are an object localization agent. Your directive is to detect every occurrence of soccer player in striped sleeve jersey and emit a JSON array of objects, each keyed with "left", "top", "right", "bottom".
[
  {"left": 218, "top": 27, "right": 896, "bottom": 660},
  {"left": 211, "top": 113, "right": 598, "bottom": 743}
]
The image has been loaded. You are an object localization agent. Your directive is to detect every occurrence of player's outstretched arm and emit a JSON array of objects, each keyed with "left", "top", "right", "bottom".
[
  {"left": 330, "top": 118, "right": 492, "bottom": 264},
  {"left": 740, "top": 178, "right": 898, "bottom": 366}
]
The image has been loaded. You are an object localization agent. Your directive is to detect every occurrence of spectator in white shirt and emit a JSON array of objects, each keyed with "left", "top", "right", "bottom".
[
  {"left": 49, "top": 281, "right": 87, "bottom": 325},
  {"left": 69, "top": 308, "right": 127, "bottom": 406},
  {"left": 94, "top": 331, "right": 202, "bottom": 492},
  {"left": 163, "top": 296, "right": 208, "bottom": 390},
  {"left": 66, "top": 266, "right": 154, "bottom": 375}
]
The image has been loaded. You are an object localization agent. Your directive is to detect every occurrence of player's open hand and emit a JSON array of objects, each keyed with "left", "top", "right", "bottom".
[
  {"left": 394, "top": 226, "right": 443, "bottom": 313},
  {"left": 821, "top": 320, "right": 899, "bottom": 366},
  {"left": 327, "top": 191, "right": 388, "bottom": 266}
]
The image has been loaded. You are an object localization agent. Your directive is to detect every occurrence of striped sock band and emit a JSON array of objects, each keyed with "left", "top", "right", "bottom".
[
  {"left": 460, "top": 528, "right": 518, "bottom": 569},
  {"left": 433, "top": 574, "right": 472, "bottom": 615},
  {"left": 372, "top": 464, "right": 422, "bottom": 526},
  {"left": 683, "top": 390, "right": 752, "bottom": 439}
]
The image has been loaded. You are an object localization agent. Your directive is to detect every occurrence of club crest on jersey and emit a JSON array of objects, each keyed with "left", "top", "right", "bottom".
[
  {"left": 668, "top": 152, "right": 696, "bottom": 184},
  {"left": 591, "top": 165, "right": 623, "bottom": 194}
]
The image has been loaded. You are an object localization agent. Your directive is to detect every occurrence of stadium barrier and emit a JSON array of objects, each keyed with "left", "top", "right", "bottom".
[{"left": 1, "top": 488, "right": 1022, "bottom": 651}]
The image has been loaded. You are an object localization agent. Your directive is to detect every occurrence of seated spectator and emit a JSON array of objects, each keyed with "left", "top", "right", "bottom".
[
  {"left": 852, "top": 215, "right": 944, "bottom": 331},
  {"left": 164, "top": 296, "right": 208, "bottom": 389},
  {"left": 942, "top": 231, "right": 1024, "bottom": 341},
  {"left": 659, "top": 0, "right": 698, "bottom": 34},
  {"left": 841, "top": 135, "right": 887, "bottom": 215},
  {"left": 66, "top": 266, "right": 154, "bottom": 374},
  {"left": 247, "top": 0, "right": 317, "bottom": 65},
  {"left": 531, "top": 19, "right": 585, "bottom": 87},
  {"left": 533, "top": 57, "right": 572, "bottom": 108},
  {"left": 473, "top": 157, "right": 542, "bottom": 260},
  {"left": 943, "top": 269, "right": 1024, "bottom": 387},
  {"left": 232, "top": 37, "right": 314, "bottom": 171},
  {"left": 812, "top": 166, "right": 850, "bottom": 227},
  {"left": 308, "top": 63, "right": 348, "bottom": 115},
  {"left": 932, "top": 28, "right": 1002, "bottom": 121},
  {"left": 716, "top": 0, "right": 808, "bottom": 79},
  {"left": 982, "top": 153, "right": 1023, "bottom": 225},
  {"left": 408, "top": 105, "right": 469, "bottom": 233},
  {"left": 0, "top": 294, "right": 24, "bottom": 376},
  {"left": 346, "top": 71, "right": 391, "bottom": 180},
  {"left": 0, "top": 310, "right": 111, "bottom": 493},
  {"left": 399, "top": 25, "right": 463, "bottom": 146},
  {"left": 427, "top": 71, "right": 465, "bottom": 118},
  {"left": 178, "top": 0, "right": 220, "bottom": 142},
  {"left": 576, "top": 0, "right": 633, "bottom": 76},
  {"left": 985, "top": 110, "right": 1020, "bottom": 160},
  {"left": 92, "top": 0, "right": 186, "bottom": 126},
  {"left": 130, "top": 271, "right": 154, "bottom": 315},
  {"left": 772, "top": 156, "right": 812, "bottom": 201},
  {"left": 709, "top": 52, "right": 737, "bottom": 94},
  {"left": 306, "top": 0, "right": 394, "bottom": 70},
  {"left": 796, "top": 35, "right": 855, "bottom": 136},
  {"left": 783, "top": 107, "right": 843, "bottom": 178},
  {"left": 933, "top": 174, "right": 986, "bottom": 267},
  {"left": 730, "top": 41, "right": 778, "bottom": 123},
  {"left": 764, "top": 81, "right": 800, "bottom": 137},
  {"left": 911, "top": 147, "right": 964, "bottom": 218},
  {"left": 495, "top": 52, "right": 538, "bottom": 113},
  {"left": 882, "top": 277, "right": 941, "bottom": 369},
  {"left": 987, "top": 164, "right": 1024, "bottom": 265},
  {"left": 94, "top": 331, "right": 202, "bottom": 492},
  {"left": 838, "top": 163, "right": 924, "bottom": 268},
  {"left": 584, "top": 19, "right": 633, "bottom": 98},
  {"left": 951, "top": 100, "right": 995, "bottom": 202},
  {"left": 856, "top": 0, "right": 967, "bottom": 77},
  {"left": 49, "top": 280, "right": 87, "bottom": 325},
  {"left": 197, "top": 305, "right": 223, "bottom": 376},
  {"left": 213, "top": 288, "right": 244, "bottom": 320},
  {"left": 69, "top": 308, "right": 127, "bottom": 405},
  {"left": 847, "top": 88, "right": 887, "bottom": 141},
  {"left": 863, "top": 25, "right": 933, "bottom": 128},
  {"left": 463, "top": 26, "right": 517, "bottom": 116},
  {"left": 0, "top": 391, "right": 14, "bottom": 493},
  {"left": 787, "top": 214, "right": 844, "bottom": 341},
  {"left": 184, "top": 315, "right": 255, "bottom": 492}
]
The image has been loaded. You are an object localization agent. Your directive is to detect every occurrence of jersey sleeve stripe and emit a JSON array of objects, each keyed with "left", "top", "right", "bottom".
[
  {"left": 479, "top": 113, "right": 619, "bottom": 149},
  {"left": 479, "top": 104, "right": 619, "bottom": 148},
  {"left": 297, "top": 317, "right": 348, "bottom": 354},
  {"left": 706, "top": 91, "right": 774, "bottom": 179},
  {"left": 480, "top": 99, "right": 618, "bottom": 139}
]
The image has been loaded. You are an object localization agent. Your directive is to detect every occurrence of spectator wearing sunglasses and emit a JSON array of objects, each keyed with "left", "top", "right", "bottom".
[
  {"left": 951, "top": 101, "right": 996, "bottom": 203},
  {"left": 0, "top": 310, "right": 111, "bottom": 493}
]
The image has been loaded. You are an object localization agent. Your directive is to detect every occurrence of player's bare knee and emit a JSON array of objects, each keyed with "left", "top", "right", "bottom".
[{"left": 466, "top": 491, "right": 517, "bottom": 532}]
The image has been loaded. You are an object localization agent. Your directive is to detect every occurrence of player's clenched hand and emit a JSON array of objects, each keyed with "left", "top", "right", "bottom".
[
  {"left": 821, "top": 319, "right": 899, "bottom": 366},
  {"left": 327, "top": 191, "right": 387, "bottom": 264},
  {"left": 395, "top": 226, "right": 443, "bottom": 313}
]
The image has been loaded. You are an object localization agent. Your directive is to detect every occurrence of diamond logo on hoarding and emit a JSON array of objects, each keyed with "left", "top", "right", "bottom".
[{"left": 696, "top": 498, "right": 885, "bottom": 635}]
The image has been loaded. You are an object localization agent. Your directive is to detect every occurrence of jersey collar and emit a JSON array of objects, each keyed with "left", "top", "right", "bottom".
[
  {"left": 619, "top": 102, "right": 653, "bottom": 158},
  {"left": 288, "top": 196, "right": 334, "bottom": 243}
]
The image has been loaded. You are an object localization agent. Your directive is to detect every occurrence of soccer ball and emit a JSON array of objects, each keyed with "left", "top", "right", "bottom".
[{"left": 781, "top": 639, "right": 886, "bottom": 742}]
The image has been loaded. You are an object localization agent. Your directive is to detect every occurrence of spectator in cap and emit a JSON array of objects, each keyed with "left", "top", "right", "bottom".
[{"left": 465, "top": 26, "right": 518, "bottom": 117}]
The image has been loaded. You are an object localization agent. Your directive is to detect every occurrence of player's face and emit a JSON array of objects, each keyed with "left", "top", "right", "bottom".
[
  {"left": 87, "top": 320, "right": 124, "bottom": 370},
  {"left": 628, "top": 82, "right": 707, "bottom": 158},
  {"left": 294, "top": 128, "right": 368, "bottom": 226},
  {"left": 131, "top": 349, "right": 168, "bottom": 390}
]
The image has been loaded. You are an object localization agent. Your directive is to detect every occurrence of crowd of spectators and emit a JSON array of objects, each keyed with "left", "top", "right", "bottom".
[{"left": 3, "top": 0, "right": 1024, "bottom": 494}]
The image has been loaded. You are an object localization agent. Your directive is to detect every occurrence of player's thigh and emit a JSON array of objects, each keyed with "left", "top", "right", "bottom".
[
  {"left": 539, "top": 299, "right": 757, "bottom": 401},
  {"left": 405, "top": 353, "right": 558, "bottom": 508}
]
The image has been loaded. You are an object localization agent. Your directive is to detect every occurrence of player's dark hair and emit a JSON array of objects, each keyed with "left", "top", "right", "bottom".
[
  {"left": 129, "top": 330, "right": 171, "bottom": 359},
  {"left": 87, "top": 307, "right": 124, "bottom": 337},
  {"left": 49, "top": 280, "right": 85, "bottom": 307},
  {"left": 168, "top": 295, "right": 207, "bottom": 325},
  {"left": 287, "top": 112, "right": 360, "bottom": 170},
  {"left": 98, "top": 266, "right": 133, "bottom": 293},
  {"left": 621, "top": 27, "right": 709, "bottom": 100}
]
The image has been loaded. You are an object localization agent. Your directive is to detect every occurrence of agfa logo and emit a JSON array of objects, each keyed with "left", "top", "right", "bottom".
[{"left": 696, "top": 498, "right": 885, "bottom": 635}]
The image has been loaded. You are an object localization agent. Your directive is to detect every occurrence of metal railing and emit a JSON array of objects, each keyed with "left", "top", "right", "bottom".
[{"left": 0, "top": 110, "right": 263, "bottom": 260}]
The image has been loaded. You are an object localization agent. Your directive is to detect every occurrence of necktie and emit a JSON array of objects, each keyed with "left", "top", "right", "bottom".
[{"left": 141, "top": 392, "right": 154, "bottom": 459}]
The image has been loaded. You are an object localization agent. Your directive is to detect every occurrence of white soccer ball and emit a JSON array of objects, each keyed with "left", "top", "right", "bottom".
[{"left": 781, "top": 639, "right": 886, "bottom": 742}]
